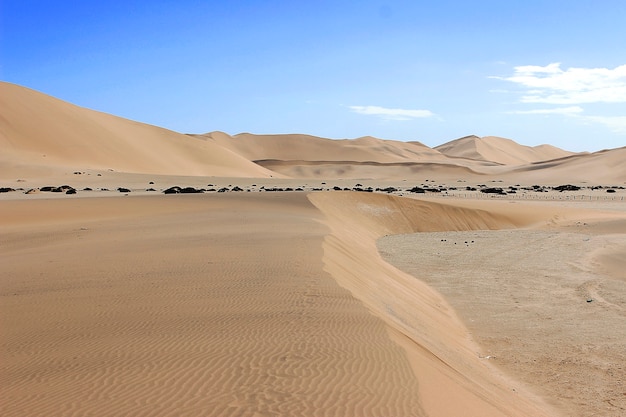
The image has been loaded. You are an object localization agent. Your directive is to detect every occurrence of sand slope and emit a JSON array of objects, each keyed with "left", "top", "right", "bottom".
[
  {"left": 436, "top": 135, "right": 575, "bottom": 165},
  {"left": 508, "top": 147, "right": 626, "bottom": 184},
  {"left": 0, "top": 82, "right": 274, "bottom": 178},
  {"left": 309, "top": 192, "right": 560, "bottom": 417},
  {"left": 1, "top": 193, "right": 428, "bottom": 416}
]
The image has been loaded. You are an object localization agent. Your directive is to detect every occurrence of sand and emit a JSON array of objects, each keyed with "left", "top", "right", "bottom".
[
  {"left": 2, "top": 193, "right": 429, "bottom": 416},
  {"left": 2, "top": 81, "right": 626, "bottom": 416},
  {"left": 378, "top": 200, "right": 626, "bottom": 417}
]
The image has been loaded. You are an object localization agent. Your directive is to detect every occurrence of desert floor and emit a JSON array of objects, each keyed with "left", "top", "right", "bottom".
[{"left": 1, "top": 177, "right": 625, "bottom": 417}]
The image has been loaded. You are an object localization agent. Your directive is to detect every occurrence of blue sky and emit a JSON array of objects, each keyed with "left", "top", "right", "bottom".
[{"left": 2, "top": 1, "right": 626, "bottom": 152}]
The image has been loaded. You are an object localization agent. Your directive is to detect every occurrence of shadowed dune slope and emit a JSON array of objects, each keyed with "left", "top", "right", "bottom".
[
  {"left": 0, "top": 82, "right": 274, "bottom": 178},
  {"left": 436, "top": 135, "right": 575, "bottom": 165}
]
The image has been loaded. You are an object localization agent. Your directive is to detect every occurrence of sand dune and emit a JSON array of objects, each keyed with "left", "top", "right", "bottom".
[
  {"left": 2, "top": 82, "right": 624, "bottom": 184},
  {"left": 1, "top": 193, "right": 428, "bottom": 416},
  {"left": 508, "top": 146, "right": 626, "bottom": 184},
  {"left": 0, "top": 82, "right": 274, "bottom": 178},
  {"left": 195, "top": 132, "right": 445, "bottom": 164},
  {"left": 436, "top": 135, "right": 575, "bottom": 165}
]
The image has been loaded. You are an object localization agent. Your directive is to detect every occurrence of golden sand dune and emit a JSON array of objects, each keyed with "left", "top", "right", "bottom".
[
  {"left": 0, "top": 82, "right": 274, "bottom": 178},
  {"left": 435, "top": 135, "right": 576, "bottom": 165}
]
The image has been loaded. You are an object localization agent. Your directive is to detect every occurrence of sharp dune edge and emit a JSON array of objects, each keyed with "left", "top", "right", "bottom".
[{"left": 2, "top": 82, "right": 626, "bottom": 416}]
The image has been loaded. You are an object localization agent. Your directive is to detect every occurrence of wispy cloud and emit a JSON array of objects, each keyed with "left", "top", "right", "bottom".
[
  {"left": 493, "top": 63, "right": 626, "bottom": 104},
  {"left": 507, "top": 106, "right": 584, "bottom": 115},
  {"left": 349, "top": 105, "right": 434, "bottom": 120},
  {"left": 582, "top": 115, "right": 626, "bottom": 134}
]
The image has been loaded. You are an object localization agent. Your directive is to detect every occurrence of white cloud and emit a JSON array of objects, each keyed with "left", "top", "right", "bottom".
[
  {"left": 494, "top": 63, "right": 626, "bottom": 104},
  {"left": 508, "top": 106, "right": 584, "bottom": 115},
  {"left": 582, "top": 115, "right": 626, "bottom": 134},
  {"left": 349, "top": 105, "right": 434, "bottom": 120}
]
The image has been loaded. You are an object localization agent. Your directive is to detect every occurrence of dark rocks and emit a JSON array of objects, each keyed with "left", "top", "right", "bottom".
[
  {"left": 39, "top": 185, "right": 76, "bottom": 193},
  {"left": 0, "top": 187, "right": 15, "bottom": 193},
  {"left": 117, "top": 187, "right": 131, "bottom": 193},
  {"left": 554, "top": 184, "right": 580, "bottom": 192},
  {"left": 480, "top": 187, "right": 507, "bottom": 195},
  {"left": 407, "top": 186, "right": 425, "bottom": 193},
  {"left": 163, "top": 186, "right": 182, "bottom": 194},
  {"left": 180, "top": 187, "right": 204, "bottom": 193},
  {"left": 163, "top": 186, "right": 204, "bottom": 194},
  {"left": 607, "top": 189, "right": 616, "bottom": 193}
]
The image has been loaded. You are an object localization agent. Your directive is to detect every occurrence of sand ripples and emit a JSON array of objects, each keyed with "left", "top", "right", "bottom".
[{"left": 1, "top": 194, "right": 423, "bottom": 416}]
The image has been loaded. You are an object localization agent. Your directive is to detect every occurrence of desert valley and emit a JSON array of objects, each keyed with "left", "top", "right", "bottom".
[{"left": 1, "top": 81, "right": 625, "bottom": 417}]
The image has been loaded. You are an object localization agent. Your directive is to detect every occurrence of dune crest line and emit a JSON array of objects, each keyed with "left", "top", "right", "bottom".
[{"left": 309, "top": 191, "right": 561, "bottom": 417}]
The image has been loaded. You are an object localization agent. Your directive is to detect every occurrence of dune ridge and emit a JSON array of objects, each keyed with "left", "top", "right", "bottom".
[{"left": 309, "top": 192, "right": 563, "bottom": 417}]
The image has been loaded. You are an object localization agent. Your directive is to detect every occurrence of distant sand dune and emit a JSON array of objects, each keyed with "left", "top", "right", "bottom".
[
  {"left": 435, "top": 135, "right": 576, "bottom": 165},
  {"left": 0, "top": 82, "right": 274, "bottom": 178}
]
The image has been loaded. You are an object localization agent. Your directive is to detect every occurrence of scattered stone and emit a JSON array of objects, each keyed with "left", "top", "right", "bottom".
[
  {"left": 231, "top": 186, "right": 244, "bottom": 192},
  {"left": 66, "top": 188, "right": 77, "bottom": 194},
  {"left": 146, "top": 188, "right": 156, "bottom": 192},
  {"left": 407, "top": 186, "right": 425, "bottom": 193},
  {"left": 163, "top": 186, "right": 182, "bottom": 194},
  {"left": 554, "top": 184, "right": 580, "bottom": 192},
  {"left": 180, "top": 187, "right": 204, "bottom": 193},
  {"left": 118, "top": 187, "right": 131, "bottom": 193},
  {"left": 0, "top": 187, "right": 15, "bottom": 193},
  {"left": 607, "top": 189, "right": 616, "bottom": 193},
  {"left": 481, "top": 187, "right": 507, "bottom": 195}
]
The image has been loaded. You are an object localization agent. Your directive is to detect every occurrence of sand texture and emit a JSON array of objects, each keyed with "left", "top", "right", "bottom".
[
  {"left": 379, "top": 202, "right": 626, "bottom": 417},
  {"left": 1, "top": 81, "right": 626, "bottom": 416},
  {"left": 2, "top": 194, "right": 430, "bottom": 416}
]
